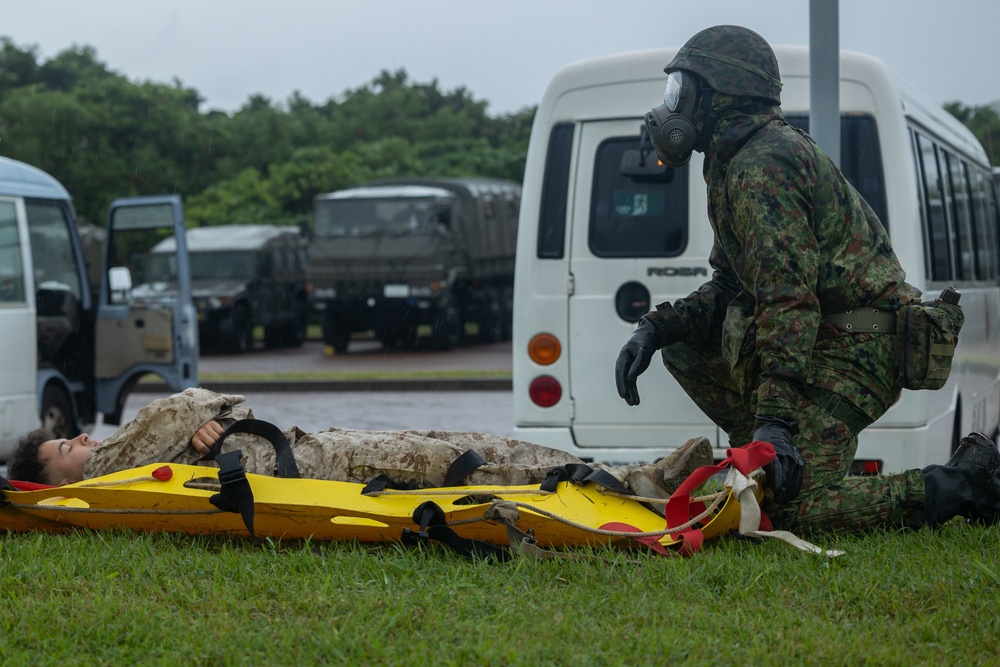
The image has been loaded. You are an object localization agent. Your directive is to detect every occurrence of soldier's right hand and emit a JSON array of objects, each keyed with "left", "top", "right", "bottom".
[
  {"left": 191, "top": 419, "right": 225, "bottom": 456},
  {"left": 615, "top": 316, "right": 662, "bottom": 406}
]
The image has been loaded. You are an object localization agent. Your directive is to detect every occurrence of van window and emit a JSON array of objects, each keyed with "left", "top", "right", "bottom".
[
  {"left": 0, "top": 202, "right": 25, "bottom": 303},
  {"left": 970, "top": 166, "right": 997, "bottom": 280},
  {"left": 25, "top": 200, "right": 82, "bottom": 299},
  {"left": 785, "top": 114, "right": 888, "bottom": 228},
  {"left": 942, "top": 151, "right": 974, "bottom": 281},
  {"left": 537, "top": 123, "right": 574, "bottom": 259},
  {"left": 914, "top": 133, "right": 952, "bottom": 281},
  {"left": 589, "top": 137, "right": 689, "bottom": 258}
]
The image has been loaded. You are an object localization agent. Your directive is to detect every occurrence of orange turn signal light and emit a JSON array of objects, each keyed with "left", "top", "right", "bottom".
[{"left": 528, "top": 333, "right": 561, "bottom": 365}]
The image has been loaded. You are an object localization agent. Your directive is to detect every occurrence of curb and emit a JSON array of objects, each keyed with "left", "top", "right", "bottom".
[{"left": 134, "top": 377, "right": 513, "bottom": 393}]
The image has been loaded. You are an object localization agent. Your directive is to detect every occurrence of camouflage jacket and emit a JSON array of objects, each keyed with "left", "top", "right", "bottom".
[
  {"left": 83, "top": 389, "right": 584, "bottom": 487},
  {"left": 648, "top": 106, "right": 919, "bottom": 421}
]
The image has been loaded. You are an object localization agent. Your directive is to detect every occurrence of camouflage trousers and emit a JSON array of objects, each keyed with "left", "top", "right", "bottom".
[{"left": 661, "top": 340, "right": 927, "bottom": 533}]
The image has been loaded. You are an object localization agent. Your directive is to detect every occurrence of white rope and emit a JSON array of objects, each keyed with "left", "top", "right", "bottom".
[{"left": 725, "top": 467, "right": 845, "bottom": 558}]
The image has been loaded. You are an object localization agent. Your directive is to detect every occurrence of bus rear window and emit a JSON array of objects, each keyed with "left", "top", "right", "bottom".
[{"left": 589, "top": 137, "right": 689, "bottom": 257}]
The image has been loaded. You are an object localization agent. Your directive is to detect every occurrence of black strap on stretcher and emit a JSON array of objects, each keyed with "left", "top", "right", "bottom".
[
  {"left": 400, "top": 461, "right": 633, "bottom": 562},
  {"left": 361, "top": 448, "right": 488, "bottom": 495},
  {"left": 209, "top": 450, "right": 258, "bottom": 541},
  {"left": 402, "top": 501, "right": 512, "bottom": 562},
  {"left": 204, "top": 419, "right": 301, "bottom": 479},
  {"left": 540, "top": 463, "right": 630, "bottom": 494},
  {"left": 203, "top": 419, "right": 302, "bottom": 540}
]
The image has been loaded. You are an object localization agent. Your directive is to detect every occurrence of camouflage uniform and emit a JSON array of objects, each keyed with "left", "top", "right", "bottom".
[
  {"left": 645, "top": 101, "right": 928, "bottom": 532},
  {"left": 83, "top": 388, "right": 641, "bottom": 489}
]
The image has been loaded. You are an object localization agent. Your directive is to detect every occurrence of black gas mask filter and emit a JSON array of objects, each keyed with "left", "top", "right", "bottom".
[{"left": 643, "top": 70, "right": 705, "bottom": 168}]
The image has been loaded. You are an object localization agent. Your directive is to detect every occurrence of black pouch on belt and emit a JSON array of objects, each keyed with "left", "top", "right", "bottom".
[{"left": 897, "top": 286, "right": 964, "bottom": 391}]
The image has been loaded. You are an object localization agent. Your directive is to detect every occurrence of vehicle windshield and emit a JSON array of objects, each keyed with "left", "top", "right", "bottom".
[
  {"left": 188, "top": 251, "right": 256, "bottom": 281},
  {"left": 141, "top": 251, "right": 255, "bottom": 288},
  {"left": 313, "top": 198, "right": 441, "bottom": 237}
]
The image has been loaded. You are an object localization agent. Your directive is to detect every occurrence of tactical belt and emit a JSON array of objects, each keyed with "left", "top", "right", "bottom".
[
  {"left": 824, "top": 308, "right": 896, "bottom": 333},
  {"left": 804, "top": 385, "right": 871, "bottom": 436}
]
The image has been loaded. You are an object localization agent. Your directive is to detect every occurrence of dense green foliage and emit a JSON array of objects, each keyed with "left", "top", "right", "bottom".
[
  {"left": 0, "top": 38, "right": 533, "bottom": 227},
  {"left": 1, "top": 37, "right": 996, "bottom": 233},
  {"left": 1, "top": 524, "right": 999, "bottom": 664},
  {"left": 945, "top": 101, "right": 1000, "bottom": 167}
]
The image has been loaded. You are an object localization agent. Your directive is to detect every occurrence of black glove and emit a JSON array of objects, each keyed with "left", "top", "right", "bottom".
[
  {"left": 615, "top": 316, "right": 662, "bottom": 406},
  {"left": 754, "top": 416, "right": 804, "bottom": 505}
]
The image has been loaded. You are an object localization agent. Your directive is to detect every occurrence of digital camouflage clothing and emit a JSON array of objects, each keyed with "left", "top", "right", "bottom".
[
  {"left": 84, "top": 388, "right": 711, "bottom": 495},
  {"left": 645, "top": 102, "right": 927, "bottom": 532}
]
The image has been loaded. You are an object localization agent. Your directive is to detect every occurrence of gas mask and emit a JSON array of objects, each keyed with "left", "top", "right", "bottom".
[{"left": 644, "top": 71, "right": 705, "bottom": 168}]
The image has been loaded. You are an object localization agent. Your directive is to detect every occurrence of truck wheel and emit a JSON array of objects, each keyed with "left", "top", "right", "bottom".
[
  {"left": 432, "top": 307, "right": 462, "bottom": 351},
  {"left": 41, "top": 384, "right": 78, "bottom": 440},
  {"left": 322, "top": 313, "right": 351, "bottom": 354},
  {"left": 265, "top": 308, "right": 306, "bottom": 349},
  {"left": 226, "top": 305, "right": 254, "bottom": 354},
  {"left": 477, "top": 301, "right": 504, "bottom": 344}
]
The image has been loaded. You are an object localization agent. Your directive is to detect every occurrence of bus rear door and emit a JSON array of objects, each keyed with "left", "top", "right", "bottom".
[{"left": 566, "top": 119, "right": 718, "bottom": 460}]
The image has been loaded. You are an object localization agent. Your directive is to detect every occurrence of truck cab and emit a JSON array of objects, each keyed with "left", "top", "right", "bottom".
[
  {"left": 142, "top": 224, "right": 308, "bottom": 353},
  {"left": 308, "top": 178, "right": 520, "bottom": 353}
]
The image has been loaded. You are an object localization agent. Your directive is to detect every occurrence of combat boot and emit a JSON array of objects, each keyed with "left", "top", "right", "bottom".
[
  {"left": 922, "top": 432, "right": 1000, "bottom": 527},
  {"left": 622, "top": 436, "right": 715, "bottom": 505}
]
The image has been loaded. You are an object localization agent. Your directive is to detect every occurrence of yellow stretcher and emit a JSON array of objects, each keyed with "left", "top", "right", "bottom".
[{"left": 0, "top": 442, "right": 783, "bottom": 557}]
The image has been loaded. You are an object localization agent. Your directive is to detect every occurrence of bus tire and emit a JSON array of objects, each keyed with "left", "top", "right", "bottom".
[{"left": 41, "top": 384, "right": 77, "bottom": 440}]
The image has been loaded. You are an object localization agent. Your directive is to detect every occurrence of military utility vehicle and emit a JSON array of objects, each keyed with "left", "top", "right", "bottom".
[
  {"left": 308, "top": 178, "right": 520, "bottom": 353},
  {"left": 142, "top": 225, "right": 308, "bottom": 353}
]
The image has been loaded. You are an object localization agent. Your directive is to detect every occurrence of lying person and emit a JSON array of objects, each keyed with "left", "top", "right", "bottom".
[{"left": 8, "top": 388, "right": 713, "bottom": 500}]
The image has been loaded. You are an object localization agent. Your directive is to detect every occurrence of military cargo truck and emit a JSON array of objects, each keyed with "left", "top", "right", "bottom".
[
  {"left": 142, "top": 225, "right": 308, "bottom": 353},
  {"left": 308, "top": 178, "right": 520, "bottom": 353}
]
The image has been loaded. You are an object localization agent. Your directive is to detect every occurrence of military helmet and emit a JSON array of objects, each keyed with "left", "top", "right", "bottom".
[{"left": 663, "top": 25, "right": 782, "bottom": 105}]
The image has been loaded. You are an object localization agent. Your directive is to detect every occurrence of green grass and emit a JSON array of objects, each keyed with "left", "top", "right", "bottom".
[{"left": 2, "top": 523, "right": 998, "bottom": 665}]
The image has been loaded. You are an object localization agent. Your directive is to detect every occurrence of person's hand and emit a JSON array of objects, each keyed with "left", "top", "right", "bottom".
[
  {"left": 615, "top": 317, "right": 662, "bottom": 406},
  {"left": 754, "top": 416, "right": 804, "bottom": 504},
  {"left": 191, "top": 419, "right": 225, "bottom": 456}
]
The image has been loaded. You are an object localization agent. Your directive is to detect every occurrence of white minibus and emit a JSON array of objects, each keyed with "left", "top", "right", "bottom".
[{"left": 513, "top": 47, "right": 1000, "bottom": 473}]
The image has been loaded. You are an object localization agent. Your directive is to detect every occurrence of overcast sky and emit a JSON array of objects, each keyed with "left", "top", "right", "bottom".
[{"left": 4, "top": 1, "right": 999, "bottom": 115}]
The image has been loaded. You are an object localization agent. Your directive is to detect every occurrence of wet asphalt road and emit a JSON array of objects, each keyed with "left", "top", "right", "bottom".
[{"left": 91, "top": 339, "right": 516, "bottom": 439}]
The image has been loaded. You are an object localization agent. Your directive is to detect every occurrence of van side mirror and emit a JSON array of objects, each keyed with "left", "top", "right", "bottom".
[{"left": 108, "top": 266, "right": 133, "bottom": 305}]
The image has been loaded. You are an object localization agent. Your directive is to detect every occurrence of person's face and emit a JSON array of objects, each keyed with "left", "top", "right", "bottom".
[{"left": 38, "top": 433, "right": 98, "bottom": 485}]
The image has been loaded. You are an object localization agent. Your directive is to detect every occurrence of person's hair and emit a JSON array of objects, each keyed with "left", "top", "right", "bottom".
[{"left": 8, "top": 428, "right": 56, "bottom": 485}]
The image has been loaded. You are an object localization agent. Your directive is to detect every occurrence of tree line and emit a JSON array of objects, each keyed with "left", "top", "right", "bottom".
[
  {"left": 0, "top": 37, "right": 997, "bottom": 230},
  {"left": 0, "top": 38, "right": 532, "bottom": 227}
]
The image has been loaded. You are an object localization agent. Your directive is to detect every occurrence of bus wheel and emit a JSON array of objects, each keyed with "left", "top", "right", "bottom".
[{"left": 41, "top": 385, "right": 77, "bottom": 439}]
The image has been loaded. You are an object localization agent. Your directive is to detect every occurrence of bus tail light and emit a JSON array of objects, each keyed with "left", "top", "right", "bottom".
[
  {"left": 529, "top": 375, "right": 562, "bottom": 407},
  {"left": 528, "top": 333, "right": 561, "bottom": 365},
  {"left": 849, "top": 459, "right": 883, "bottom": 476}
]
